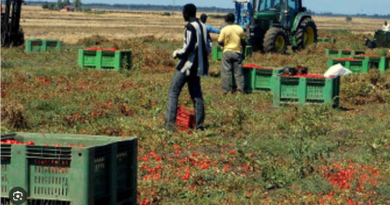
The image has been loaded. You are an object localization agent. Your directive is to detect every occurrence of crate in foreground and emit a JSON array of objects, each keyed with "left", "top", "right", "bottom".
[
  {"left": 25, "top": 39, "right": 62, "bottom": 53},
  {"left": 78, "top": 48, "right": 132, "bottom": 71},
  {"left": 0, "top": 133, "right": 137, "bottom": 205},
  {"left": 352, "top": 55, "right": 389, "bottom": 73},
  {"left": 273, "top": 75, "right": 340, "bottom": 107},
  {"left": 328, "top": 58, "right": 370, "bottom": 74},
  {"left": 325, "top": 49, "right": 365, "bottom": 58}
]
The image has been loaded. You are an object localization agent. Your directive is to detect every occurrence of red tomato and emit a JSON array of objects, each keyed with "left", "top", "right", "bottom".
[
  {"left": 26, "top": 141, "right": 35, "bottom": 145},
  {"left": 54, "top": 143, "right": 60, "bottom": 147},
  {"left": 80, "top": 144, "right": 85, "bottom": 148},
  {"left": 44, "top": 143, "right": 49, "bottom": 146},
  {"left": 68, "top": 144, "right": 73, "bottom": 147}
]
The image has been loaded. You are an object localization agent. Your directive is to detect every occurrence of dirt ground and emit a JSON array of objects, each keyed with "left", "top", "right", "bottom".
[{"left": 21, "top": 6, "right": 386, "bottom": 43}]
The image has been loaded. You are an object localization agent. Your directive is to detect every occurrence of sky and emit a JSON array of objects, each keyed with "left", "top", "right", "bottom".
[{"left": 80, "top": 0, "right": 390, "bottom": 15}]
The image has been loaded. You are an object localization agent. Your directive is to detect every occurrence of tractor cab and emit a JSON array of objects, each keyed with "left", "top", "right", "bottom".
[{"left": 234, "top": 0, "right": 317, "bottom": 53}]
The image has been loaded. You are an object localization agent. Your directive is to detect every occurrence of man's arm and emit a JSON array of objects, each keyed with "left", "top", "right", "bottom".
[
  {"left": 174, "top": 25, "right": 197, "bottom": 59},
  {"left": 207, "top": 25, "right": 221, "bottom": 34}
]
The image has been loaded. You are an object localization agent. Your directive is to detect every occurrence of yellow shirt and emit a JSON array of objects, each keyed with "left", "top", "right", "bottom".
[{"left": 218, "top": 24, "right": 245, "bottom": 53}]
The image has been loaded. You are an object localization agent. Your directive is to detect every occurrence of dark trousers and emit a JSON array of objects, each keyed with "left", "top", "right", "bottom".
[{"left": 166, "top": 70, "right": 205, "bottom": 130}]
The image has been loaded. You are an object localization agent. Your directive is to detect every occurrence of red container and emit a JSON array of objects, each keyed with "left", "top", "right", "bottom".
[{"left": 176, "top": 106, "right": 195, "bottom": 130}]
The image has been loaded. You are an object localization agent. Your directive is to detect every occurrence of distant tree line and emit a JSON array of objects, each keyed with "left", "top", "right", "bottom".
[
  {"left": 40, "top": 0, "right": 81, "bottom": 10},
  {"left": 314, "top": 12, "right": 390, "bottom": 19},
  {"left": 27, "top": 1, "right": 390, "bottom": 19},
  {"left": 28, "top": 1, "right": 233, "bottom": 13}
]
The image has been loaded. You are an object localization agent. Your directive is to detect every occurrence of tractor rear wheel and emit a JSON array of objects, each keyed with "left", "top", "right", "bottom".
[
  {"left": 263, "top": 27, "right": 288, "bottom": 54},
  {"left": 294, "top": 18, "right": 318, "bottom": 50}
]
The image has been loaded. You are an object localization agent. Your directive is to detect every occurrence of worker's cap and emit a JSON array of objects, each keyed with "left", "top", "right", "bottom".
[{"left": 200, "top": 13, "right": 208, "bottom": 22}]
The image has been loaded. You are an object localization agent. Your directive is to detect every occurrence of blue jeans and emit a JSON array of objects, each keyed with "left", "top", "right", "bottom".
[{"left": 166, "top": 70, "right": 204, "bottom": 130}]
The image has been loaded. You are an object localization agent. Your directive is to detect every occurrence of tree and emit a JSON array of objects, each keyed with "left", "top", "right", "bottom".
[
  {"left": 74, "top": 0, "right": 81, "bottom": 10},
  {"left": 63, "top": 0, "right": 70, "bottom": 6},
  {"left": 42, "top": 2, "right": 49, "bottom": 9},
  {"left": 57, "top": 0, "right": 63, "bottom": 9}
]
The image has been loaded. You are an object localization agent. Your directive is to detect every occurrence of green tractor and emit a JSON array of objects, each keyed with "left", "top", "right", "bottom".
[
  {"left": 365, "top": 30, "right": 390, "bottom": 49},
  {"left": 235, "top": 0, "right": 318, "bottom": 53}
]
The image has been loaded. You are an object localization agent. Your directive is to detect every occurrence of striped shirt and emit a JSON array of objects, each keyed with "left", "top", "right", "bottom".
[{"left": 174, "top": 18, "right": 212, "bottom": 76}]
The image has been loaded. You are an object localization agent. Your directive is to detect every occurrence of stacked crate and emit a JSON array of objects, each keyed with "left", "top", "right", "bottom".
[
  {"left": 232, "top": 64, "right": 284, "bottom": 92},
  {"left": 352, "top": 55, "right": 389, "bottom": 73},
  {"left": 78, "top": 48, "right": 132, "bottom": 71},
  {"left": 325, "top": 49, "right": 365, "bottom": 58},
  {"left": 25, "top": 39, "right": 62, "bottom": 53},
  {"left": 273, "top": 75, "right": 340, "bottom": 108}
]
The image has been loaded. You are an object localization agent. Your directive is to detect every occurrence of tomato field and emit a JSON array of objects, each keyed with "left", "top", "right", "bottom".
[{"left": 1, "top": 8, "right": 390, "bottom": 205}]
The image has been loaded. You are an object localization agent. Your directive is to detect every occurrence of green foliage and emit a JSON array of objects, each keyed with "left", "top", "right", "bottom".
[
  {"left": 73, "top": 0, "right": 81, "bottom": 10},
  {"left": 57, "top": 0, "right": 63, "bottom": 9},
  {"left": 41, "top": 2, "right": 49, "bottom": 9},
  {"left": 63, "top": 0, "right": 70, "bottom": 6}
]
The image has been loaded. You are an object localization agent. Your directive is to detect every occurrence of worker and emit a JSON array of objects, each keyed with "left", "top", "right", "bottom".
[
  {"left": 165, "top": 3, "right": 212, "bottom": 131},
  {"left": 383, "top": 21, "right": 390, "bottom": 32},
  {"left": 200, "top": 13, "right": 220, "bottom": 34},
  {"left": 218, "top": 13, "right": 246, "bottom": 95}
]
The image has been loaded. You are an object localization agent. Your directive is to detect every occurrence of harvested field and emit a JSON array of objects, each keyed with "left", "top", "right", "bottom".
[{"left": 2, "top": 5, "right": 390, "bottom": 205}]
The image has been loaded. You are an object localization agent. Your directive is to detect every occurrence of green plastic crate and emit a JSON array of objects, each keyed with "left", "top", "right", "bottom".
[
  {"left": 0, "top": 133, "right": 137, "bottom": 205},
  {"left": 212, "top": 46, "right": 252, "bottom": 62},
  {"left": 212, "top": 46, "right": 223, "bottom": 62},
  {"left": 318, "top": 38, "right": 337, "bottom": 44},
  {"left": 352, "top": 55, "right": 389, "bottom": 73},
  {"left": 325, "top": 49, "right": 365, "bottom": 58},
  {"left": 273, "top": 76, "right": 340, "bottom": 107},
  {"left": 327, "top": 58, "right": 370, "bottom": 74},
  {"left": 78, "top": 50, "right": 132, "bottom": 71},
  {"left": 231, "top": 66, "right": 283, "bottom": 92},
  {"left": 252, "top": 67, "right": 284, "bottom": 91},
  {"left": 25, "top": 39, "right": 62, "bottom": 53},
  {"left": 231, "top": 67, "right": 254, "bottom": 92}
]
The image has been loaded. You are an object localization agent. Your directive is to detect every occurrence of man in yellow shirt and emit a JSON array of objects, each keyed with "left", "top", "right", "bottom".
[{"left": 218, "top": 13, "right": 246, "bottom": 94}]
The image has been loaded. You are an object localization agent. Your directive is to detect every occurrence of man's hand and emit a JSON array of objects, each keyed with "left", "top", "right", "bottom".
[{"left": 172, "top": 49, "right": 179, "bottom": 59}]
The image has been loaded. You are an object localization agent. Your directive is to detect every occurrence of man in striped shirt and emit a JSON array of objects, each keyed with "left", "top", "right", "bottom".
[{"left": 165, "top": 4, "right": 212, "bottom": 131}]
